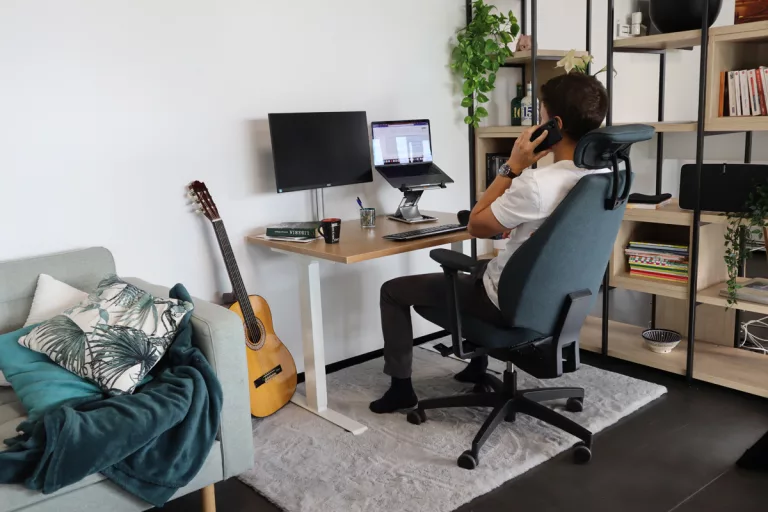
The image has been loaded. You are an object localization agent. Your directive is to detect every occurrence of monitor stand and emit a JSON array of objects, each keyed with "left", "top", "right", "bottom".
[{"left": 388, "top": 190, "right": 438, "bottom": 224}]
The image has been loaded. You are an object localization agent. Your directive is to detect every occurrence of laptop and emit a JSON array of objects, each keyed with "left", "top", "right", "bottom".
[{"left": 371, "top": 120, "right": 454, "bottom": 190}]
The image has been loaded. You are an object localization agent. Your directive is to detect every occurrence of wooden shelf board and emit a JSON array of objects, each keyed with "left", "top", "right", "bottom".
[
  {"left": 580, "top": 316, "right": 768, "bottom": 397},
  {"left": 611, "top": 271, "right": 688, "bottom": 300},
  {"left": 580, "top": 317, "right": 686, "bottom": 375},
  {"left": 698, "top": 279, "right": 768, "bottom": 315},
  {"left": 706, "top": 116, "right": 768, "bottom": 133},
  {"left": 505, "top": 49, "right": 587, "bottom": 65},
  {"left": 476, "top": 126, "right": 526, "bottom": 139},
  {"left": 623, "top": 199, "right": 725, "bottom": 226},
  {"left": 616, "top": 121, "right": 698, "bottom": 133},
  {"left": 614, "top": 30, "right": 702, "bottom": 51}
]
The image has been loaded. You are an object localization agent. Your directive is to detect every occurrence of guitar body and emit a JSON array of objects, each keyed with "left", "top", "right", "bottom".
[{"left": 229, "top": 296, "right": 298, "bottom": 418}]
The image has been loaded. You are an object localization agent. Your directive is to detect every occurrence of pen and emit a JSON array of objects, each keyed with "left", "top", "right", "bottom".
[{"left": 356, "top": 197, "right": 364, "bottom": 209}]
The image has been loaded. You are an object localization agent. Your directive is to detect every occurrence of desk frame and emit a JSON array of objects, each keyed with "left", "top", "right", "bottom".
[{"left": 274, "top": 239, "right": 466, "bottom": 435}]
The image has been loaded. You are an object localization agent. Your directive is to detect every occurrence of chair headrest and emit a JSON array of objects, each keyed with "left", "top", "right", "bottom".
[{"left": 574, "top": 124, "right": 655, "bottom": 170}]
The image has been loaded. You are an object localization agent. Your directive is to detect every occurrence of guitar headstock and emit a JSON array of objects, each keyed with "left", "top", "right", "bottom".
[{"left": 188, "top": 181, "right": 221, "bottom": 222}]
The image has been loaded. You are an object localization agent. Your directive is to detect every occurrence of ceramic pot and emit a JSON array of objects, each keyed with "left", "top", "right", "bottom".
[{"left": 650, "top": 0, "right": 723, "bottom": 33}]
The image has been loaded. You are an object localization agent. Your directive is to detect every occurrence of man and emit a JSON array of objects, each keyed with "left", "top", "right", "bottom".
[{"left": 370, "top": 72, "right": 610, "bottom": 414}]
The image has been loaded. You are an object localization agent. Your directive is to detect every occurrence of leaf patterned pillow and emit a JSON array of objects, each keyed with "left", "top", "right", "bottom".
[{"left": 18, "top": 274, "right": 193, "bottom": 394}]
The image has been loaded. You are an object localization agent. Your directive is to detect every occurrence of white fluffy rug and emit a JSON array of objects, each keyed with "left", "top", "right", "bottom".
[{"left": 239, "top": 346, "right": 667, "bottom": 512}]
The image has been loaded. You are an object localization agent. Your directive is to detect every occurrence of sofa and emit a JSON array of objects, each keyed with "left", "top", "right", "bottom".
[{"left": 0, "top": 247, "right": 253, "bottom": 511}]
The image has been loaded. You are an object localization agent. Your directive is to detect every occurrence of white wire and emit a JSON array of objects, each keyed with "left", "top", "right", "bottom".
[{"left": 739, "top": 315, "right": 768, "bottom": 355}]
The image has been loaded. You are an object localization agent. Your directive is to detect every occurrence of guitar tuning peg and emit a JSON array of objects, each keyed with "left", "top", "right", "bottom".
[{"left": 195, "top": 209, "right": 204, "bottom": 215}]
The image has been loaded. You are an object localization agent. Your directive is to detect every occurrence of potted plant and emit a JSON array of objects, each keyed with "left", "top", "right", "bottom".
[
  {"left": 724, "top": 184, "right": 768, "bottom": 305},
  {"left": 451, "top": 0, "right": 519, "bottom": 127}
]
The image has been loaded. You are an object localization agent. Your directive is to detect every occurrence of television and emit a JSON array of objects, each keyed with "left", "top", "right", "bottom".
[{"left": 268, "top": 111, "right": 373, "bottom": 193}]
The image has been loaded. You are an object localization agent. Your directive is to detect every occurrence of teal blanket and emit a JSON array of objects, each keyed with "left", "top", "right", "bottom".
[{"left": 0, "top": 284, "right": 223, "bottom": 507}]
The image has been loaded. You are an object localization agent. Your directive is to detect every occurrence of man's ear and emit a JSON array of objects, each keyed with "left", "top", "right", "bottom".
[{"left": 555, "top": 116, "right": 564, "bottom": 130}]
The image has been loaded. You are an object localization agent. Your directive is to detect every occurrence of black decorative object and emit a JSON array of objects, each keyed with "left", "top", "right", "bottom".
[{"left": 650, "top": 0, "right": 723, "bottom": 33}]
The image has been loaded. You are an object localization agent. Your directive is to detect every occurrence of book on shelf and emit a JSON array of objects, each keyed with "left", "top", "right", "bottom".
[
  {"left": 719, "top": 69, "right": 768, "bottom": 117},
  {"left": 265, "top": 222, "right": 321, "bottom": 239},
  {"left": 740, "top": 70, "right": 752, "bottom": 116},
  {"left": 755, "top": 69, "right": 768, "bottom": 116},
  {"left": 719, "top": 278, "right": 768, "bottom": 305},
  {"left": 625, "top": 241, "right": 689, "bottom": 284},
  {"left": 486, "top": 153, "right": 508, "bottom": 188},
  {"left": 730, "top": 71, "right": 741, "bottom": 116}
]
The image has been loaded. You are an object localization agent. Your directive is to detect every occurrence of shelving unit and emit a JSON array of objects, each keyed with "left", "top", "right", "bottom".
[
  {"left": 468, "top": 0, "right": 591, "bottom": 207},
  {"left": 601, "top": 3, "right": 768, "bottom": 397}
]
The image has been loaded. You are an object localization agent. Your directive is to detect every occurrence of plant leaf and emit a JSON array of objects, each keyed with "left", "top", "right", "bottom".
[
  {"left": 464, "top": 115, "right": 474, "bottom": 125},
  {"left": 461, "top": 96, "right": 474, "bottom": 108},
  {"left": 488, "top": 73, "right": 497, "bottom": 86},
  {"left": 477, "top": 93, "right": 490, "bottom": 103},
  {"left": 462, "top": 79, "right": 474, "bottom": 96},
  {"left": 476, "top": 106, "right": 489, "bottom": 118}
]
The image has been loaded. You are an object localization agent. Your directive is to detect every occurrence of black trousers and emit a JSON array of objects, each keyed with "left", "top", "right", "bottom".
[{"left": 379, "top": 265, "right": 505, "bottom": 379}]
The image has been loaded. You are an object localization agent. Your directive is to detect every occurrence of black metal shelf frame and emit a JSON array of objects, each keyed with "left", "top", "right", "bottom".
[
  {"left": 466, "top": 0, "right": 592, "bottom": 258},
  {"left": 605, "top": 0, "right": 753, "bottom": 379}
]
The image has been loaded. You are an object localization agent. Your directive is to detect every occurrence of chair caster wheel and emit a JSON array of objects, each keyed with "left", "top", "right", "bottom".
[
  {"left": 573, "top": 443, "right": 592, "bottom": 464},
  {"left": 566, "top": 397, "right": 584, "bottom": 413},
  {"left": 457, "top": 450, "right": 479, "bottom": 470},
  {"left": 407, "top": 409, "right": 427, "bottom": 425}
]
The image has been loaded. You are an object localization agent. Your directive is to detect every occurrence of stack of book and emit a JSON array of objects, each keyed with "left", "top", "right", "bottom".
[
  {"left": 718, "top": 68, "right": 768, "bottom": 117},
  {"left": 625, "top": 242, "right": 689, "bottom": 283}
]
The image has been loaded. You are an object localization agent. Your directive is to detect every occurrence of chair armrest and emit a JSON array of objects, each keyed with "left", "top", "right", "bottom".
[
  {"left": 124, "top": 278, "right": 254, "bottom": 479},
  {"left": 430, "top": 249, "right": 479, "bottom": 273}
]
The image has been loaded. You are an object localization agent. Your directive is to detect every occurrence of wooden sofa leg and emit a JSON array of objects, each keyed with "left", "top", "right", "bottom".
[{"left": 201, "top": 484, "right": 216, "bottom": 512}]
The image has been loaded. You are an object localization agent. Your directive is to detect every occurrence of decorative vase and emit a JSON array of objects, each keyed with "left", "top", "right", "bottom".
[{"left": 649, "top": 0, "right": 723, "bottom": 33}]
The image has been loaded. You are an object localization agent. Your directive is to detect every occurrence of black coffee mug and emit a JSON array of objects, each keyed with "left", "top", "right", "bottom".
[{"left": 318, "top": 218, "right": 341, "bottom": 244}]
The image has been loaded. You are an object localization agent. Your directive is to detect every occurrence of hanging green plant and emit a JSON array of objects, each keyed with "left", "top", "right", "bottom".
[
  {"left": 451, "top": 0, "right": 519, "bottom": 127},
  {"left": 724, "top": 184, "right": 768, "bottom": 306}
]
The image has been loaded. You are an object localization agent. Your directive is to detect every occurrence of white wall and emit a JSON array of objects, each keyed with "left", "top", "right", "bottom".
[
  {"left": 0, "top": 0, "right": 470, "bottom": 370},
  {"left": 0, "top": 0, "right": 754, "bottom": 365}
]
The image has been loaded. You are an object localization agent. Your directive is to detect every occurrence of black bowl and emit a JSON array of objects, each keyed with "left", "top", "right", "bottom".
[{"left": 650, "top": 0, "right": 723, "bottom": 33}]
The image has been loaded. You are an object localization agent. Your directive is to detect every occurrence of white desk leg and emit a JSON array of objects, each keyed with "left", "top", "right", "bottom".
[
  {"left": 451, "top": 240, "right": 465, "bottom": 254},
  {"left": 292, "top": 258, "right": 368, "bottom": 435}
]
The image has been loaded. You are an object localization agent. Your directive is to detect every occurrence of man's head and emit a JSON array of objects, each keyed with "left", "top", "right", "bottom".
[{"left": 540, "top": 73, "right": 609, "bottom": 143}]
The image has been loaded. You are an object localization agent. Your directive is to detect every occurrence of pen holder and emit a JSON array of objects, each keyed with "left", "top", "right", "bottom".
[{"left": 360, "top": 208, "right": 376, "bottom": 228}]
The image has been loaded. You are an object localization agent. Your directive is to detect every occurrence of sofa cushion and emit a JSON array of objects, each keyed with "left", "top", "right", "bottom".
[
  {"left": 19, "top": 275, "right": 193, "bottom": 395},
  {"left": 0, "top": 325, "right": 103, "bottom": 421},
  {"left": 23, "top": 274, "right": 88, "bottom": 328}
]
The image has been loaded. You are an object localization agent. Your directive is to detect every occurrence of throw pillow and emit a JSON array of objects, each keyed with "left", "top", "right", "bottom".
[
  {"left": 0, "top": 324, "right": 103, "bottom": 421},
  {"left": 19, "top": 275, "right": 193, "bottom": 395},
  {"left": 0, "top": 274, "right": 88, "bottom": 387},
  {"left": 23, "top": 274, "right": 89, "bottom": 327}
]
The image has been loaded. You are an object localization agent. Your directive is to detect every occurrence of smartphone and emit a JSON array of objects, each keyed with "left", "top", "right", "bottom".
[{"left": 530, "top": 118, "right": 563, "bottom": 153}]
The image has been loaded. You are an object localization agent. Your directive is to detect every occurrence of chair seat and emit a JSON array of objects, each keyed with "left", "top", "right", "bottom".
[{"left": 414, "top": 306, "right": 545, "bottom": 350}]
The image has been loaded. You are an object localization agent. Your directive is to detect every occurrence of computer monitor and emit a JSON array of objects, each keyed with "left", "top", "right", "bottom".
[
  {"left": 268, "top": 111, "right": 373, "bottom": 193},
  {"left": 371, "top": 120, "right": 433, "bottom": 167}
]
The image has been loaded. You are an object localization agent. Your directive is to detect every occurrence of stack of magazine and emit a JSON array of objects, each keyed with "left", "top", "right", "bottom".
[
  {"left": 719, "top": 278, "right": 768, "bottom": 305},
  {"left": 625, "top": 241, "right": 689, "bottom": 283}
]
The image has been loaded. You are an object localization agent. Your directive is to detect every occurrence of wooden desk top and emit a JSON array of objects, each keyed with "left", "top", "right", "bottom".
[{"left": 246, "top": 211, "right": 472, "bottom": 264}]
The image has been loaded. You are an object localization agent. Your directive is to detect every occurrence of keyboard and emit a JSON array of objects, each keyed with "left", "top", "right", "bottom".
[{"left": 383, "top": 224, "right": 466, "bottom": 241}]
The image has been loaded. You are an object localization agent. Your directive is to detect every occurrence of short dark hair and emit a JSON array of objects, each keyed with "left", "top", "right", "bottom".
[{"left": 540, "top": 73, "right": 608, "bottom": 141}]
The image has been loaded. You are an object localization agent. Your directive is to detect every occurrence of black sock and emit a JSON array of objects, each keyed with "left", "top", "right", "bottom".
[
  {"left": 454, "top": 355, "right": 488, "bottom": 383},
  {"left": 369, "top": 377, "right": 418, "bottom": 414}
]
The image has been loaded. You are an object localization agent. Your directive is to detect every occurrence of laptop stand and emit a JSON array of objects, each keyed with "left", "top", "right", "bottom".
[{"left": 388, "top": 189, "right": 438, "bottom": 224}]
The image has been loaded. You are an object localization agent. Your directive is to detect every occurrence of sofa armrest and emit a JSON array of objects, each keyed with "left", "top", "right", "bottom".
[{"left": 125, "top": 278, "right": 253, "bottom": 479}]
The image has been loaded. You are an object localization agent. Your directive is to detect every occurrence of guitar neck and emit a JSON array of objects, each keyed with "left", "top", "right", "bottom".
[{"left": 211, "top": 221, "right": 260, "bottom": 336}]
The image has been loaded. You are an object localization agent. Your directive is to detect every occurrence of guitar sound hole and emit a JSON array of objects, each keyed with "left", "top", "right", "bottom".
[{"left": 245, "top": 317, "right": 266, "bottom": 350}]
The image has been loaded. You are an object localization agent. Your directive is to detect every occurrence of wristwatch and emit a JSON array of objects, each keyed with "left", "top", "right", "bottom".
[{"left": 497, "top": 163, "right": 515, "bottom": 178}]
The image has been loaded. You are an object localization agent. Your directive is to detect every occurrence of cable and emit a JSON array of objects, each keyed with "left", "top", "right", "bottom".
[{"left": 739, "top": 315, "right": 768, "bottom": 355}]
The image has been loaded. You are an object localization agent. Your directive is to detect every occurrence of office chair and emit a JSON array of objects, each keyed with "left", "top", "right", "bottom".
[{"left": 407, "top": 124, "right": 655, "bottom": 469}]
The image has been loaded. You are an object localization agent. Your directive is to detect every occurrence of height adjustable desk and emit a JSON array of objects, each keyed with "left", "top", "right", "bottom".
[{"left": 247, "top": 211, "right": 471, "bottom": 435}]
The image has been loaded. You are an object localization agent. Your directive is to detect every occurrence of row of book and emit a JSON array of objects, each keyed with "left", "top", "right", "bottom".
[
  {"left": 718, "top": 68, "right": 768, "bottom": 117},
  {"left": 625, "top": 241, "right": 689, "bottom": 283},
  {"left": 263, "top": 222, "right": 320, "bottom": 241}
]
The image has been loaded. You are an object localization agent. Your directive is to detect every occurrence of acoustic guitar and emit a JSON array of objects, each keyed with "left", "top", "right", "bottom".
[{"left": 188, "top": 180, "right": 297, "bottom": 417}]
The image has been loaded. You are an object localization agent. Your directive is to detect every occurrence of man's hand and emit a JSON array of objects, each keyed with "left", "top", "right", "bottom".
[{"left": 507, "top": 125, "right": 552, "bottom": 176}]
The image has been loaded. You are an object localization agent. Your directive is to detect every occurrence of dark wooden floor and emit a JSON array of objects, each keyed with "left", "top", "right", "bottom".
[{"left": 157, "top": 354, "right": 768, "bottom": 512}]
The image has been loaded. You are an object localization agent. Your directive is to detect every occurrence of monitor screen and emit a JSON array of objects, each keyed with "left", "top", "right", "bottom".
[
  {"left": 268, "top": 111, "right": 373, "bottom": 193},
  {"left": 371, "top": 120, "right": 433, "bottom": 166}
]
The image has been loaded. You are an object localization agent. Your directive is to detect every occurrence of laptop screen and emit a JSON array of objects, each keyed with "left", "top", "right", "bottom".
[{"left": 371, "top": 120, "right": 433, "bottom": 166}]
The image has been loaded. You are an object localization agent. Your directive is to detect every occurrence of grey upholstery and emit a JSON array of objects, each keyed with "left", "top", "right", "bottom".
[{"left": 0, "top": 248, "right": 253, "bottom": 511}]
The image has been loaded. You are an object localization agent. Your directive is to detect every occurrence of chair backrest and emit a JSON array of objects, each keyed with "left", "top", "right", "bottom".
[{"left": 496, "top": 124, "right": 653, "bottom": 335}]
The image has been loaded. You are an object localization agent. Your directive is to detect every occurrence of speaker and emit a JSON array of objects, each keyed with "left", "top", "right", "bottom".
[{"left": 679, "top": 164, "right": 768, "bottom": 213}]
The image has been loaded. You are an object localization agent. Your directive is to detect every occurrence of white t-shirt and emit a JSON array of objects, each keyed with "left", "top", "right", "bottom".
[{"left": 482, "top": 160, "right": 611, "bottom": 308}]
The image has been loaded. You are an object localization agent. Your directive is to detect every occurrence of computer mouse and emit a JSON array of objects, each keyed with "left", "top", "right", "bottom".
[{"left": 457, "top": 210, "right": 470, "bottom": 227}]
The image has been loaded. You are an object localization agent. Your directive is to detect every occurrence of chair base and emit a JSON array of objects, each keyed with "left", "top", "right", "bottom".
[{"left": 407, "top": 369, "right": 593, "bottom": 469}]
